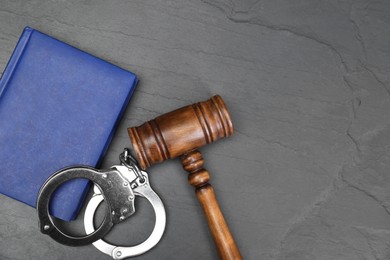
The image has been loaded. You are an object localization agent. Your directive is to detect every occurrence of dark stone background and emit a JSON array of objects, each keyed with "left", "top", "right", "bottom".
[{"left": 1, "top": 0, "right": 390, "bottom": 259}]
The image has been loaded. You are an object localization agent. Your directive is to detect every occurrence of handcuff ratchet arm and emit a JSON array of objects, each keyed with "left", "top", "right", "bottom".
[{"left": 84, "top": 168, "right": 166, "bottom": 259}]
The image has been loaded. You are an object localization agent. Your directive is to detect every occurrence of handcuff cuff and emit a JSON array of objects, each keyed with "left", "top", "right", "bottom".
[{"left": 37, "top": 148, "right": 166, "bottom": 259}]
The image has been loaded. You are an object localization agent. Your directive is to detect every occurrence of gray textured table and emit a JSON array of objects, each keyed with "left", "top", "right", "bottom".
[{"left": 1, "top": 0, "right": 390, "bottom": 259}]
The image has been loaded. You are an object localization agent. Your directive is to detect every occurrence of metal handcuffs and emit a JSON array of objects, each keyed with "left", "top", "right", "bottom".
[{"left": 37, "top": 149, "right": 166, "bottom": 258}]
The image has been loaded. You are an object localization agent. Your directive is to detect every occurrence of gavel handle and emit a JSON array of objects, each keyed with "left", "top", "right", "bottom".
[
  {"left": 196, "top": 184, "right": 242, "bottom": 260},
  {"left": 181, "top": 150, "right": 242, "bottom": 260}
]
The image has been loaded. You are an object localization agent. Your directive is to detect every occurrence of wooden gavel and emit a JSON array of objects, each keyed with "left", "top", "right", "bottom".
[{"left": 128, "top": 95, "right": 242, "bottom": 260}]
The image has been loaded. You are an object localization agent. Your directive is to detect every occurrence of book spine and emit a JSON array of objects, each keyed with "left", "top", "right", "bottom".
[{"left": 0, "top": 27, "right": 33, "bottom": 97}]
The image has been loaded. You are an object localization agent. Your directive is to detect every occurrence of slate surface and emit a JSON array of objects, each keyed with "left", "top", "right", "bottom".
[{"left": 1, "top": 0, "right": 390, "bottom": 259}]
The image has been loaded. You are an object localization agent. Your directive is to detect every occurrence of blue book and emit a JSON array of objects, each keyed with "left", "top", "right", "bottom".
[{"left": 0, "top": 27, "right": 137, "bottom": 221}]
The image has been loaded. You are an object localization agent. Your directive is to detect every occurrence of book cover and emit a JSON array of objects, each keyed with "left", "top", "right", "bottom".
[{"left": 0, "top": 27, "right": 138, "bottom": 221}]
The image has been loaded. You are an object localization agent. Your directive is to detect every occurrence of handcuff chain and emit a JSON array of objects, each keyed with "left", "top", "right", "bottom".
[{"left": 119, "top": 148, "right": 146, "bottom": 183}]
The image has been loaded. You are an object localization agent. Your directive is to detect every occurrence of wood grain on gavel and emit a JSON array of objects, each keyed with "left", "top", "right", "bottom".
[{"left": 128, "top": 95, "right": 242, "bottom": 260}]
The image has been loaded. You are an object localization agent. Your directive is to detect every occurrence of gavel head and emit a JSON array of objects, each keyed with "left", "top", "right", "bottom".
[{"left": 128, "top": 95, "right": 234, "bottom": 170}]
